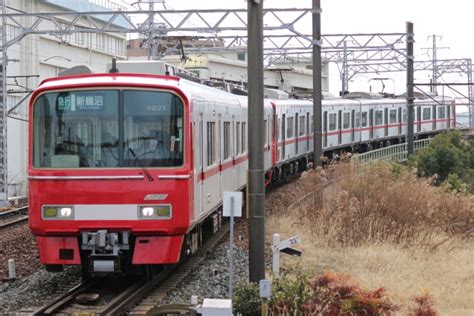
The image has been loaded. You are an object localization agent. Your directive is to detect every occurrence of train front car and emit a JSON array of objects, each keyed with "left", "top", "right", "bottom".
[{"left": 28, "top": 73, "right": 192, "bottom": 276}]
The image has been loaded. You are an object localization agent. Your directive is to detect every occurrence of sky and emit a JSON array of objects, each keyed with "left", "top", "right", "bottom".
[{"left": 124, "top": 0, "right": 474, "bottom": 111}]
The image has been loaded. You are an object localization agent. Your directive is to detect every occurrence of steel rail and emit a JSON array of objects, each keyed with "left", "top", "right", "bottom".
[
  {"left": 0, "top": 206, "right": 28, "bottom": 228},
  {"left": 32, "top": 281, "right": 97, "bottom": 315},
  {"left": 0, "top": 205, "right": 28, "bottom": 219},
  {"left": 31, "top": 222, "right": 230, "bottom": 315},
  {"left": 124, "top": 222, "right": 230, "bottom": 315},
  {"left": 0, "top": 215, "right": 28, "bottom": 228}
]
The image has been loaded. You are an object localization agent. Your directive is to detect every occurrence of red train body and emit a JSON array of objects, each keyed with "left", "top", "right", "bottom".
[{"left": 28, "top": 71, "right": 454, "bottom": 275}]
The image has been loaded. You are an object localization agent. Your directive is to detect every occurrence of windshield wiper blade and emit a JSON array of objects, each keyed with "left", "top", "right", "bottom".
[{"left": 128, "top": 148, "right": 154, "bottom": 182}]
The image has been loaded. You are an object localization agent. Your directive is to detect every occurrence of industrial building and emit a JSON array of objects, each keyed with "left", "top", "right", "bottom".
[
  {"left": 127, "top": 38, "right": 330, "bottom": 98},
  {"left": 5, "top": 0, "right": 129, "bottom": 196}
]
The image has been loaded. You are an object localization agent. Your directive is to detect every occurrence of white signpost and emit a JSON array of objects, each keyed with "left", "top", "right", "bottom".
[
  {"left": 271, "top": 234, "right": 302, "bottom": 277},
  {"left": 223, "top": 191, "right": 243, "bottom": 298}
]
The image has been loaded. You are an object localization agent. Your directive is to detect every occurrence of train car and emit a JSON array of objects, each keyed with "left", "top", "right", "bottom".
[
  {"left": 28, "top": 72, "right": 262, "bottom": 276},
  {"left": 28, "top": 64, "right": 455, "bottom": 276}
]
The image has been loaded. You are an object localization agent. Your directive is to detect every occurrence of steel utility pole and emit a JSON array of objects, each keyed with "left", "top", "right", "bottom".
[
  {"left": 407, "top": 22, "right": 415, "bottom": 156},
  {"left": 0, "top": 0, "right": 7, "bottom": 204},
  {"left": 313, "top": 0, "right": 322, "bottom": 166},
  {"left": 247, "top": 0, "right": 265, "bottom": 283}
]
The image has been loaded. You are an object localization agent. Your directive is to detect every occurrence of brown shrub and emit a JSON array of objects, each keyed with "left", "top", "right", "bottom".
[{"left": 286, "top": 162, "right": 473, "bottom": 248}]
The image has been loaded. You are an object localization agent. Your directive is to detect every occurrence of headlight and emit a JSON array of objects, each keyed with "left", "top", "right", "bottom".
[
  {"left": 141, "top": 207, "right": 154, "bottom": 217},
  {"left": 138, "top": 205, "right": 172, "bottom": 219},
  {"left": 42, "top": 206, "right": 74, "bottom": 220},
  {"left": 60, "top": 207, "right": 73, "bottom": 217}
]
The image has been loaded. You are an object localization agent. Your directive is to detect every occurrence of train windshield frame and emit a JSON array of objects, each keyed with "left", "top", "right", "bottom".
[{"left": 32, "top": 88, "right": 185, "bottom": 169}]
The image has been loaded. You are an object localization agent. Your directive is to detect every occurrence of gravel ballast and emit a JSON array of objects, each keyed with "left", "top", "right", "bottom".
[
  {"left": 0, "top": 266, "right": 81, "bottom": 313},
  {"left": 161, "top": 241, "right": 249, "bottom": 305}
]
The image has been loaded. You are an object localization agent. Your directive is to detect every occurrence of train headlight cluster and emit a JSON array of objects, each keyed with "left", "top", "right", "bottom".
[
  {"left": 138, "top": 205, "right": 172, "bottom": 219},
  {"left": 42, "top": 206, "right": 74, "bottom": 220}
]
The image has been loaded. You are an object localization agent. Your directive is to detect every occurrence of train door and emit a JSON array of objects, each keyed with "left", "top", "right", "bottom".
[
  {"left": 369, "top": 109, "right": 374, "bottom": 139},
  {"left": 447, "top": 105, "right": 451, "bottom": 128},
  {"left": 432, "top": 104, "right": 437, "bottom": 130},
  {"left": 416, "top": 106, "right": 421, "bottom": 132},
  {"left": 306, "top": 112, "right": 310, "bottom": 149},
  {"left": 398, "top": 107, "right": 402, "bottom": 135},
  {"left": 351, "top": 109, "right": 355, "bottom": 142},
  {"left": 384, "top": 108, "right": 388, "bottom": 137},
  {"left": 338, "top": 110, "right": 342, "bottom": 145},
  {"left": 198, "top": 114, "right": 204, "bottom": 215},
  {"left": 295, "top": 112, "right": 299, "bottom": 156},
  {"left": 323, "top": 111, "right": 327, "bottom": 147},
  {"left": 218, "top": 114, "right": 222, "bottom": 198},
  {"left": 232, "top": 116, "right": 235, "bottom": 189},
  {"left": 282, "top": 114, "right": 286, "bottom": 160},
  {"left": 272, "top": 110, "right": 277, "bottom": 167}
]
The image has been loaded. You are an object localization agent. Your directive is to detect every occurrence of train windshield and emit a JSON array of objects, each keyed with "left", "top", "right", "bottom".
[{"left": 33, "top": 89, "right": 184, "bottom": 168}]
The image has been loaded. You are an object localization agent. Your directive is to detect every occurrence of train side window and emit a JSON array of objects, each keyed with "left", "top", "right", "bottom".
[
  {"left": 223, "top": 122, "right": 231, "bottom": 160},
  {"left": 287, "top": 117, "right": 294, "bottom": 138},
  {"left": 343, "top": 112, "right": 350, "bottom": 129},
  {"left": 423, "top": 108, "right": 431, "bottom": 120},
  {"left": 241, "top": 122, "right": 246, "bottom": 153},
  {"left": 299, "top": 116, "right": 305, "bottom": 136},
  {"left": 236, "top": 122, "right": 241, "bottom": 154},
  {"left": 390, "top": 109, "right": 397, "bottom": 123},
  {"left": 207, "top": 122, "right": 216, "bottom": 166},
  {"left": 402, "top": 109, "right": 407, "bottom": 122},
  {"left": 361, "top": 112, "right": 368, "bottom": 127},
  {"left": 375, "top": 110, "right": 383, "bottom": 125},
  {"left": 355, "top": 112, "right": 361, "bottom": 128},
  {"left": 329, "top": 113, "right": 337, "bottom": 131},
  {"left": 311, "top": 115, "right": 314, "bottom": 133},
  {"left": 438, "top": 107, "right": 446, "bottom": 119}
]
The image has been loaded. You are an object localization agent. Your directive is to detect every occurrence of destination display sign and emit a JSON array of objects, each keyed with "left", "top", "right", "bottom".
[{"left": 56, "top": 92, "right": 105, "bottom": 112}]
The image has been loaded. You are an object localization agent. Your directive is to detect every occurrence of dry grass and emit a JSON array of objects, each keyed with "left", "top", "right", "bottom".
[{"left": 266, "top": 163, "right": 474, "bottom": 315}]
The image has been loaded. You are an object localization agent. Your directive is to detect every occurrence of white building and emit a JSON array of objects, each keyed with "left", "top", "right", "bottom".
[
  {"left": 6, "top": 0, "right": 129, "bottom": 196},
  {"left": 127, "top": 38, "right": 330, "bottom": 97}
]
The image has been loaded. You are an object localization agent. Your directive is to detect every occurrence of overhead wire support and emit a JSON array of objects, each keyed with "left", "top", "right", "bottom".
[
  {"left": 0, "top": 3, "right": 472, "bottom": 206},
  {"left": 0, "top": 6, "right": 313, "bottom": 203}
]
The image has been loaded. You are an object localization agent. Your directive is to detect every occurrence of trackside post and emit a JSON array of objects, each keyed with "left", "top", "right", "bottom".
[{"left": 223, "top": 191, "right": 243, "bottom": 298}]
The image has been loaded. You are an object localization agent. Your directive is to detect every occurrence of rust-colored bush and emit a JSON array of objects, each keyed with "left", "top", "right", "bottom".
[
  {"left": 302, "top": 271, "right": 398, "bottom": 315},
  {"left": 408, "top": 293, "right": 438, "bottom": 316}
]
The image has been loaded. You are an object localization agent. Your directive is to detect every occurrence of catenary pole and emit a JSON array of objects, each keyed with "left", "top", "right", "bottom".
[
  {"left": 313, "top": 0, "right": 323, "bottom": 166},
  {"left": 407, "top": 22, "right": 415, "bottom": 156},
  {"left": 247, "top": 0, "right": 265, "bottom": 283}
]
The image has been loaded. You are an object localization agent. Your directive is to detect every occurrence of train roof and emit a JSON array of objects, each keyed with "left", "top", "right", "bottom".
[
  {"left": 35, "top": 73, "right": 244, "bottom": 106},
  {"left": 37, "top": 73, "right": 182, "bottom": 91}
]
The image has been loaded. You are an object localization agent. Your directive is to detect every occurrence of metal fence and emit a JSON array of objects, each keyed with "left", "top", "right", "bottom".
[{"left": 351, "top": 138, "right": 433, "bottom": 168}]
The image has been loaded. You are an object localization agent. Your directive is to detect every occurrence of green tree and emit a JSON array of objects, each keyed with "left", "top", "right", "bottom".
[{"left": 414, "top": 131, "right": 474, "bottom": 190}]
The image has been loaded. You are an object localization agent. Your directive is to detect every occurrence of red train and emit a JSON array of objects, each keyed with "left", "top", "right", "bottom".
[{"left": 28, "top": 66, "right": 454, "bottom": 276}]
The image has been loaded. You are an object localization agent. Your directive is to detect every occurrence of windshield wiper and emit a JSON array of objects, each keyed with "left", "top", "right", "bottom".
[{"left": 128, "top": 148, "right": 154, "bottom": 182}]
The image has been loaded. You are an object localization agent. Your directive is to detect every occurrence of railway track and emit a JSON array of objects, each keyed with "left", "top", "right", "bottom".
[
  {"left": 0, "top": 206, "right": 29, "bottom": 229},
  {"left": 32, "top": 222, "right": 229, "bottom": 315}
]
